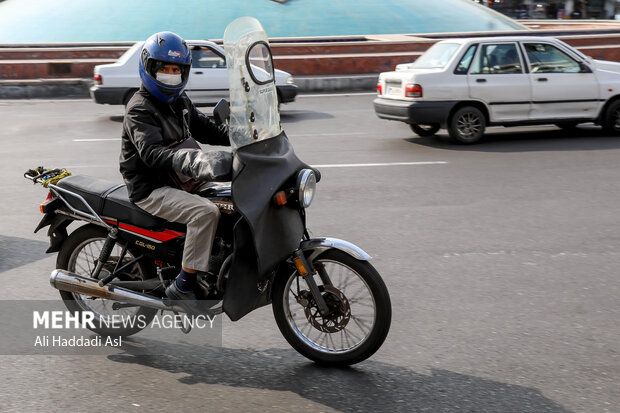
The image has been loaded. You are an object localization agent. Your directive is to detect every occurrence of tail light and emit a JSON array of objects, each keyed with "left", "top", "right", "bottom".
[
  {"left": 405, "top": 84, "right": 423, "bottom": 98},
  {"left": 40, "top": 192, "right": 54, "bottom": 214},
  {"left": 94, "top": 74, "right": 102, "bottom": 85},
  {"left": 376, "top": 83, "right": 383, "bottom": 95}
]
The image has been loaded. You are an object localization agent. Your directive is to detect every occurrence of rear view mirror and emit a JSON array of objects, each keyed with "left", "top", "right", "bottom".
[
  {"left": 213, "top": 99, "right": 230, "bottom": 124},
  {"left": 579, "top": 62, "right": 592, "bottom": 73}
]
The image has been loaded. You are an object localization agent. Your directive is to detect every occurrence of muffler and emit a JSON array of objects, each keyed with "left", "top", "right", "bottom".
[{"left": 50, "top": 269, "right": 185, "bottom": 313}]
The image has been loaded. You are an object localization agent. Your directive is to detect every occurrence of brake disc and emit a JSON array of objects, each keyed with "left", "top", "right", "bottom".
[{"left": 303, "top": 285, "right": 351, "bottom": 333}]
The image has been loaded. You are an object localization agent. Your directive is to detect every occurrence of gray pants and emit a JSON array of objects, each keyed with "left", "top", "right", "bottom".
[{"left": 135, "top": 186, "right": 220, "bottom": 272}]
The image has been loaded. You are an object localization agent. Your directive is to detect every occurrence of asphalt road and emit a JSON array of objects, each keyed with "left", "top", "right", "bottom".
[{"left": 0, "top": 94, "right": 618, "bottom": 413}]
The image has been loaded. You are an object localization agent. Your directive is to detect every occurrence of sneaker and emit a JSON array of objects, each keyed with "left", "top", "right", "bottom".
[{"left": 165, "top": 282, "right": 213, "bottom": 316}]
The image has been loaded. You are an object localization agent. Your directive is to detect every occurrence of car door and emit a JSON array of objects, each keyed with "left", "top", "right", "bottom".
[
  {"left": 522, "top": 42, "right": 600, "bottom": 120},
  {"left": 185, "top": 45, "right": 228, "bottom": 105},
  {"left": 467, "top": 42, "right": 531, "bottom": 122}
]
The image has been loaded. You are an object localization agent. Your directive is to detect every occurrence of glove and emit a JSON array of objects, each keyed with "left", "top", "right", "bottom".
[{"left": 171, "top": 149, "right": 232, "bottom": 182}]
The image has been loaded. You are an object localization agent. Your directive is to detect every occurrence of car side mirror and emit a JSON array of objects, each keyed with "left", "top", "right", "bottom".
[
  {"left": 213, "top": 99, "right": 230, "bottom": 124},
  {"left": 579, "top": 62, "right": 592, "bottom": 73}
]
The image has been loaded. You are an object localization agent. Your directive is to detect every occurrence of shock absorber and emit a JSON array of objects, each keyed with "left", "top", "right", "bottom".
[{"left": 91, "top": 228, "right": 118, "bottom": 281}]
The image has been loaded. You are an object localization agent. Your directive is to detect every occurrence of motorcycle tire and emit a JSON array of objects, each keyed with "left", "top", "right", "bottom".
[
  {"left": 56, "top": 224, "right": 158, "bottom": 337},
  {"left": 272, "top": 249, "right": 391, "bottom": 366}
]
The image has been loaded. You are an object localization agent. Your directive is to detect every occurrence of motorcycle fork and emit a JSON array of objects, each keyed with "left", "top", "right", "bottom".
[{"left": 292, "top": 249, "right": 330, "bottom": 316}]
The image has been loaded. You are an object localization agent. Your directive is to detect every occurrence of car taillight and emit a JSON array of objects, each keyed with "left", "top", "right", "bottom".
[
  {"left": 376, "top": 83, "right": 383, "bottom": 95},
  {"left": 94, "top": 74, "right": 102, "bottom": 85},
  {"left": 405, "top": 84, "right": 423, "bottom": 98}
]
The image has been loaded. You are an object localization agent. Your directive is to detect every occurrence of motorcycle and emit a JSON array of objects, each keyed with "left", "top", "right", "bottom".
[{"left": 23, "top": 17, "right": 391, "bottom": 366}]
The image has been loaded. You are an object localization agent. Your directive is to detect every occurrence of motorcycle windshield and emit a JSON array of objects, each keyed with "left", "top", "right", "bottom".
[{"left": 223, "top": 17, "right": 281, "bottom": 152}]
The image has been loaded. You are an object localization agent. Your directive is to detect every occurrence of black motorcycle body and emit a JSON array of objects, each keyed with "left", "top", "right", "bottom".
[{"left": 25, "top": 17, "right": 391, "bottom": 365}]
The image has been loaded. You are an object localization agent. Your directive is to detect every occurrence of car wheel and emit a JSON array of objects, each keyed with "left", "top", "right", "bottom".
[
  {"left": 448, "top": 106, "right": 486, "bottom": 144},
  {"left": 555, "top": 122, "right": 579, "bottom": 130},
  {"left": 603, "top": 100, "right": 620, "bottom": 135},
  {"left": 410, "top": 123, "right": 440, "bottom": 137}
]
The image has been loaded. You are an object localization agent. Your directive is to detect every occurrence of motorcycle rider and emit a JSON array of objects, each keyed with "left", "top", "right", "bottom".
[{"left": 120, "top": 31, "right": 231, "bottom": 315}]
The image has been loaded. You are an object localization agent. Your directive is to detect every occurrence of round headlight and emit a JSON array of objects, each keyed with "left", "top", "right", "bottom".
[{"left": 297, "top": 169, "right": 316, "bottom": 208}]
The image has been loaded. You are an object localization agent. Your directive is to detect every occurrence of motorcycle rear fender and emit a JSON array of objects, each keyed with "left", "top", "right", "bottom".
[
  {"left": 300, "top": 237, "right": 371, "bottom": 263},
  {"left": 35, "top": 213, "right": 72, "bottom": 253}
]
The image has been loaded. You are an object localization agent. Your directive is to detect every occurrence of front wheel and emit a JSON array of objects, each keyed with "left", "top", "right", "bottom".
[
  {"left": 272, "top": 249, "right": 391, "bottom": 366},
  {"left": 603, "top": 100, "right": 620, "bottom": 135}
]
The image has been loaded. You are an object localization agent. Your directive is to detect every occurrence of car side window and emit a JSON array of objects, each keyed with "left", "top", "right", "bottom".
[
  {"left": 191, "top": 46, "right": 226, "bottom": 69},
  {"left": 469, "top": 43, "right": 523, "bottom": 75},
  {"left": 454, "top": 44, "right": 477, "bottom": 74},
  {"left": 523, "top": 43, "right": 581, "bottom": 73}
]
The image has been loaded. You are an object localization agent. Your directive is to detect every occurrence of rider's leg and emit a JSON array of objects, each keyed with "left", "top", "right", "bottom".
[{"left": 135, "top": 186, "right": 220, "bottom": 309}]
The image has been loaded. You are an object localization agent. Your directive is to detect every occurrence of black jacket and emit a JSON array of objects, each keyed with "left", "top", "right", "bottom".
[{"left": 120, "top": 86, "right": 230, "bottom": 202}]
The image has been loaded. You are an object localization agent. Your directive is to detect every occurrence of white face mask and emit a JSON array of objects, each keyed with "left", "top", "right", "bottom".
[{"left": 156, "top": 73, "right": 182, "bottom": 86}]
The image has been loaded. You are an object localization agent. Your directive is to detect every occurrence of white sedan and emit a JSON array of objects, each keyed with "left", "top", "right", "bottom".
[
  {"left": 374, "top": 36, "right": 620, "bottom": 143},
  {"left": 90, "top": 40, "right": 297, "bottom": 106}
]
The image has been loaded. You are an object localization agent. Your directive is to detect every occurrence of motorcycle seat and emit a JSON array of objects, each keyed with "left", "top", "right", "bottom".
[{"left": 55, "top": 175, "right": 166, "bottom": 229}]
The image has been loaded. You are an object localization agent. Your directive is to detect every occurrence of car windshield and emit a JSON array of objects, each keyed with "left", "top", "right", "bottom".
[{"left": 412, "top": 43, "right": 460, "bottom": 69}]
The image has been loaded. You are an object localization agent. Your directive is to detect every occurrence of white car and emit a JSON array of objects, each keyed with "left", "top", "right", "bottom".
[
  {"left": 90, "top": 40, "right": 297, "bottom": 106},
  {"left": 374, "top": 36, "right": 620, "bottom": 143}
]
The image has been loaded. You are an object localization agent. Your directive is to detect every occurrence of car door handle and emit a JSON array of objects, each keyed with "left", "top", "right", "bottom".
[
  {"left": 537, "top": 77, "right": 548, "bottom": 82},
  {"left": 194, "top": 71, "right": 203, "bottom": 75},
  {"left": 476, "top": 78, "right": 487, "bottom": 83}
]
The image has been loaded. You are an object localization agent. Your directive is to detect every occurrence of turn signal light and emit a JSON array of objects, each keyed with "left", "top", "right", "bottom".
[
  {"left": 274, "top": 190, "right": 288, "bottom": 206},
  {"left": 376, "top": 84, "right": 383, "bottom": 95},
  {"left": 405, "top": 84, "right": 423, "bottom": 98},
  {"left": 293, "top": 256, "right": 308, "bottom": 276}
]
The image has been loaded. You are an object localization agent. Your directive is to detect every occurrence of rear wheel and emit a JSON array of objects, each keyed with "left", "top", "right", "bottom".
[
  {"left": 56, "top": 225, "right": 157, "bottom": 337},
  {"left": 410, "top": 123, "right": 440, "bottom": 137},
  {"left": 272, "top": 249, "right": 391, "bottom": 366},
  {"left": 448, "top": 106, "right": 486, "bottom": 144}
]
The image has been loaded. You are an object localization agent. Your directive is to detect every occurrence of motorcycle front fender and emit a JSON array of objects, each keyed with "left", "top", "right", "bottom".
[{"left": 300, "top": 237, "right": 371, "bottom": 263}]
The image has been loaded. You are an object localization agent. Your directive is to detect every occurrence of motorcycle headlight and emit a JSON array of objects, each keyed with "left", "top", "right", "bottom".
[{"left": 297, "top": 169, "right": 316, "bottom": 208}]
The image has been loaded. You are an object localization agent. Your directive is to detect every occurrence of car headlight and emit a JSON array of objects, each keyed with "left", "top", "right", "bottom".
[
  {"left": 297, "top": 169, "right": 316, "bottom": 208},
  {"left": 286, "top": 76, "right": 295, "bottom": 85}
]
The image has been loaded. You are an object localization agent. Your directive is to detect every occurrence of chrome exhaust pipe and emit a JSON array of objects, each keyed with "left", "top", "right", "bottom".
[{"left": 50, "top": 269, "right": 185, "bottom": 313}]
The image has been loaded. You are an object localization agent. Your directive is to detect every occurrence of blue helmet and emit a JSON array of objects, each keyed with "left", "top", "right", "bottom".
[{"left": 138, "top": 31, "right": 192, "bottom": 103}]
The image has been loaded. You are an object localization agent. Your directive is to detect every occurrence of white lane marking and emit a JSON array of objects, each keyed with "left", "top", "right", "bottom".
[
  {"left": 73, "top": 132, "right": 370, "bottom": 141},
  {"left": 313, "top": 161, "right": 447, "bottom": 168},
  {"left": 289, "top": 132, "right": 369, "bottom": 137},
  {"left": 299, "top": 92, "right": 377, "bottom": 98},
  {"left": 65, "top": 161, "right": 448, "bottom": 169},
  {"left": 73, "top": 138, "right": 121, "bottom": 142}
]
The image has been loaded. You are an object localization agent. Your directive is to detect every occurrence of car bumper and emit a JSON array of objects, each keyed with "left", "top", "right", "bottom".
[
  {"left": 373, "top": 98, "right": 457, "bottom": 127},
  {"left": 277, "top": 84, "right": 298, "bottom": 103},
  {"left": 90, "top": 86, "right": 129, "bottom": 105}
]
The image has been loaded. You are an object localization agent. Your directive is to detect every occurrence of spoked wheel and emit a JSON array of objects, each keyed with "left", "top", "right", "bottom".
[
  {"left": 272, "top": 249, "right": 391, "bottom": 366},
  {"left": 56, "top": 225, "right": 157, "bottom": 337}
]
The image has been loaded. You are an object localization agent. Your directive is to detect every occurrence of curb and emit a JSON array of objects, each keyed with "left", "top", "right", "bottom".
[{"left": 0, "top": 75, "right": 378, "bottom": 100}]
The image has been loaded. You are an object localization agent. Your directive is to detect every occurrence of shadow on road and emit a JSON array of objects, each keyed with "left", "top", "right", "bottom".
[
  {"left": 109, "top": 339, "right": 572, "bottom": 413},
  {"left": 406, "top": 125, "right": 620, "bottom": 153},
  {"left": 280, "top": 110, "right": 335, "bottom": 124},
  {"left": 0, "top": 235, "right": 49, "bottom": 273}
]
